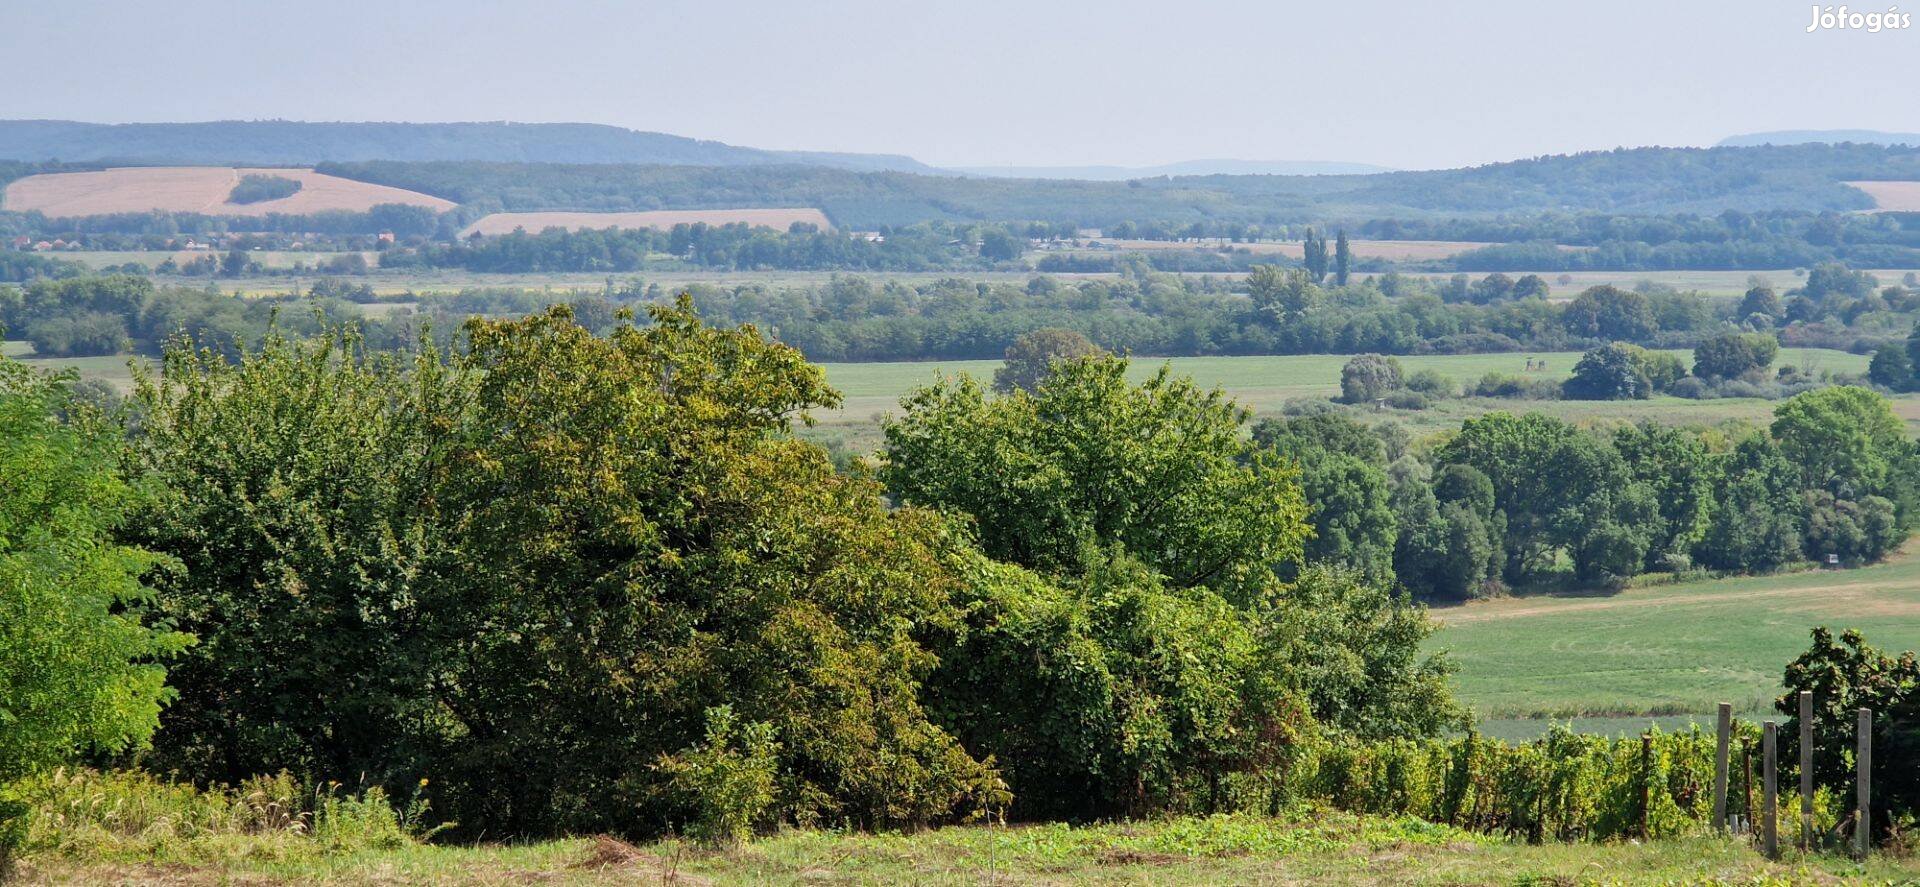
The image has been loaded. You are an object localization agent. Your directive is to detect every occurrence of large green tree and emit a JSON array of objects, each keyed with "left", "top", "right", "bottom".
[
  {"left": 883, "top": 355, "right": 1309, "bottom": 602},
  {"left": 1772, "top": 386, "right": 1920, "bottom": 519},
  {"left": 439, "top": 302, "right": 1002, "bottom": 836},
  {"left": 1, "top": 364, "right": 187, "bottom": 863}
]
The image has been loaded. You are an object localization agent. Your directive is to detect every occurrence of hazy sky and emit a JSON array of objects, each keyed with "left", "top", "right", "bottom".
[{"left": 2, "top": 0, "right": 1913, "bottom": 169}]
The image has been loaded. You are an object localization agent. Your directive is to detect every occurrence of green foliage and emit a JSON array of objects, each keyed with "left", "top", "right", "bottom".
[
  {"left": 1337, "top": 354, "right": 1402, "bottom": 404},
  {"left": 1562, "top": 286, "right": 1655, "bottom": 341},
  {"left": 929, "top": 549, "right": 1311, "bottom": 820},
  {"left": 124, "top": 327, "right": 462, "bottom": 789},
  {"left": 1403, "top": 369, "right": 1455, "bottom": 398},
  {"left": 440, "top": 301, "right": 1000, "bottom": 835},
  {"left": 1740, "top": 285, "right": 1782, "bottom": 323},
  {"left": 1295, "top": 724, "right": 1786, "bottom": 843},
  {"left": 1611, "top": 422, "right": 1715, "bottom": 568},
  {"left": 1252, "top": 413, "right": 1388, "bottom": 467},
  {"left": 1802, "top": 490, "right": 1903, "bottom": 565},
  {"left": 1871, "top": 342, "right": 1915, "bottom": 391},
  {"left": 1268, "top": 567, "right": 1462, "bottom": 739},
  {"left": 991, "top": 327, "right": 1102, "bottom": 393},
  {"left": 1697, "top": 435, "right": 1804, "bottom": 572},
  {"left": 1435, "top": 412, "right": 1646, "bottom": 584},
  {"left": 1692, "top": 332, "right": 1779, "bottom": 380},
  {"left": 883, "top": 355, "right": 1309, "bottom": 602},
  {"left": 1562, "top": 343, "right": 1651, "bottom": 400},
  {"left": 1778, "top": 628, "right": 1920, "bottom": 839},
  {"left": 1291, "top": 452, "right": 1397, "bottom": 582},
  {"left": 1773, "top": 386, "right": 1920, "bottom": 521},
  {"left": 0, "top": 364, "right": 188, "bottom": 865},
  {"left": 226, "top": 175, "right": 303, "bottom": 205},
  {"left": 1247, "top": 265, "right": 1320, "bottom": 323},
  {"left": 12, "top": 767, "right": 426, "bottom": 863},
  {"left": 655, "top": 706, "right": 780, "bottom": 847}
]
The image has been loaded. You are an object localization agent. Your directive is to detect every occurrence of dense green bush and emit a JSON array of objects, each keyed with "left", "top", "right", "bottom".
[
  {"left": 0, "top": 366, "right": 188, "bottom": 869},
  {"left": 125, "top": 329, "right": 461, "bottom": 790}
]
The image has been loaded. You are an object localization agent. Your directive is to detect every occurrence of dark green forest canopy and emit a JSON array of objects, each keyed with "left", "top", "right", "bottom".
[{"left": 317, "top": 143, "right": 1920, "bottom": 227}]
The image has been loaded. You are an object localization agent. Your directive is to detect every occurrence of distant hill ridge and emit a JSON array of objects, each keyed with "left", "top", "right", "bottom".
[
  {"left": 1719, "top": 129, "right": 1920, "bottom": 147},
  {"left": 0, "top": 119, "right": 941, "bottom": 174},
  {"left": 948, "top": 159, "right": 1395, "bottom": 179}
]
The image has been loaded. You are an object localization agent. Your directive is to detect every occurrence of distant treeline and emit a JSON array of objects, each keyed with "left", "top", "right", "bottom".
[
  {"left": 10, "top": 263, "right": 1915, "bottom": 363},
  {"left": 315, "top": 144, "right": 1920, "bottom": 227}
]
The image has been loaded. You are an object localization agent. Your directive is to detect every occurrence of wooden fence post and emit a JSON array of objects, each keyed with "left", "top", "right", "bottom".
[
  {"left": 1763, "top": 720, "right": 1779, "bottom": 858},
  {"left": 1640, "top": 732, "right": 1653, "bottom": 839},
  {"left": 1857, "top": 707, "right": 1872, "bottom": 859},
  {"left": 1714, "top": 703, "right": 1731, "bottom": 833},
  {"left": 1799, "top": 690, "right": 1814, "bottom": 853},
  {"left": 1743, "top": 741, "right": 1754, "bottom": 829}
]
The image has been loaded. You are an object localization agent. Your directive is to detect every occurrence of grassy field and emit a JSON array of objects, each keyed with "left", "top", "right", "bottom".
[
  {"left": 2, "top": 341, "right": 143, "bottom": 389},
  {"left": 65, "top": 249, "right": 380, "bottom": 272},
  {"left": 809, "top": 347, "right": 1880, "bottom": 449},
  {"left": 1431, "top": 548, "right": 1920, "bottom": 728},
  {"left": 17, "top": 810, "right": 1916, "bottom": 885}
]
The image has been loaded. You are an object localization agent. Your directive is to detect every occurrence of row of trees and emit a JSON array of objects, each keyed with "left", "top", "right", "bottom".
[{"left": 1251, "top": 387, "right": 1916, "bottom": 599}]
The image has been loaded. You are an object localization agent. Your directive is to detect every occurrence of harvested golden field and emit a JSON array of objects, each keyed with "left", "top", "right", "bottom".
[
  {"left": 1092, "top": 238, "right": 1564, "bottom": 261},
  {"left": 1848, "top": 180, "right": 1920, "bottom": 212},
  {"left": 1, "top": 166, "right": 455, "bottom": 217},
  {"left": 461, "top": 208, "right": 834, "bottom": 237}
]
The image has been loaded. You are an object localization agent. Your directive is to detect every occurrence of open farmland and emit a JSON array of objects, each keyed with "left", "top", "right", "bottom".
[
  {"left": 1433, "top": 547, "right": 1920, "bottom": 732},
  {"left": 1, "top": 166, "right": 455, "bottom": 217},
  {"left": 1847, "top": 179, "right": 1920, "bottom": 211},
  {"left": 1091, "top": 238, "right": 1500, "bottom": 260},
  {"left": 813, "top": 347, "right": 1872, "bottom": 426},
  {"left": 460, "top": 208, "right": 834, "bottom": 236},
  {"left": 1090, "top": 238, "right": 1589, "bottom": 262}
]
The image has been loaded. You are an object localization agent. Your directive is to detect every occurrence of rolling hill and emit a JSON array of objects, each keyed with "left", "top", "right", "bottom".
[
  {"left": 948, "top": 159, "right": 1395, "bottom": 179},
  {"left": 1720, "top": 129, "right": 1920, "bottom": 147},
  {"left": 3, "top": 166, "right": 454, "bottom": 217},
  {"left": 0, "top": 120, "right": 941, "bottom": 174},
  {"left": 320, "top": 143, "right": 1920, "bottom": 228}
]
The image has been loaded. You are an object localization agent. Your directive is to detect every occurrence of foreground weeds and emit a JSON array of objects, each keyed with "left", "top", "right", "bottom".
[{"left": 11, "top": 772, "right": 1920, "bottom": 884}]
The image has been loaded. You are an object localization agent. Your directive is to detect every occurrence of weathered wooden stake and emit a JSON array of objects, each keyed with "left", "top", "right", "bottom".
[
  {"left": 1743, "top": 741, "right": 1754, "bottom": 827},
  {"left": 1799, "top": 690, "right": 1814, "bottom": 852},
  {"left": 1714, "top": 703, "right": 1731, "bottom": 833},
  {"left": 1763, "top": 721, "right": 1779, "bottom": 857},
  {"left": 1857, "top": 707, "right": 1873, "bottom": 859},
  {"left": 1640, "top": 732, "right": 1653, "bottom": 839}
]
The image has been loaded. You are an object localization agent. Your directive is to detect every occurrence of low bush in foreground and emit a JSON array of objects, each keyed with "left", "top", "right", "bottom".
[{"left": 11, "top": 768, "right": 431, "bottom": 866}]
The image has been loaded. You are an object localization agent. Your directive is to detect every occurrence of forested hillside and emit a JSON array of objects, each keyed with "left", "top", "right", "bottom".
[
  {"left": 0, "top": 120, "right": 936, "bottom": 173},
  {"left": 320, "top": 143, "right": 1920, "bottom": 227}
]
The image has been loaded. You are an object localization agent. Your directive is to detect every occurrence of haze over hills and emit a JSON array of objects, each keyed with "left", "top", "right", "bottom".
[
  {"left": 0, "top": 119, "right": 942, "bottom": 174},
  {"left": 1719, "top": 129, "right": 1920, "bottom": 148},
  {"left": 947, "top": 159, "right": 1396, "bottom": 180}
]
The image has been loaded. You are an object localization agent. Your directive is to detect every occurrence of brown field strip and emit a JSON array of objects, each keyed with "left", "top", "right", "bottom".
[
  {"left": 1847, "top": 180, "right": 1920, "bottom": 212},
  {"left": 1, "top": 166, "right": 455, "bottom": 217}
]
